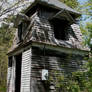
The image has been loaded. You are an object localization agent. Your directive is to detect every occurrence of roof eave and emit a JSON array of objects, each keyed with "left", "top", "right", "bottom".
[
  {"left": 7, "top": 41, "right": 89, "bottom": 57},
  {"left": 23, "top": 0, "right": 81, "bottom": 17},
  {"left": 24, "top": 1, "right": 38, "bottom": 14}
]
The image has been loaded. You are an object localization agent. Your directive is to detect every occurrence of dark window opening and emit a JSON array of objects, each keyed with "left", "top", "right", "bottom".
[
  {"left": 8, "top": 57, "right": 12, "bottom": 67},
  {"left": 15, "top": 53, "right": 22, "bottom": 92},
  {"left": 22, "top": 22, "right": 29, "bottom": 39},
  {"left": 51, "top": 18, "right": 69, "bottom": 40},
  {"left": 18, "top": 22, "right": 29, "bottom": 43},
  {"left": 18, "top": 23, "right": 23, "bottom": 42}
]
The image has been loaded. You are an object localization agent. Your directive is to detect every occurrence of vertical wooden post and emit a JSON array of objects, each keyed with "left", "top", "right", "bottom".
[{"left": 12, "top": 56, "right": 16, "bottom": 92}]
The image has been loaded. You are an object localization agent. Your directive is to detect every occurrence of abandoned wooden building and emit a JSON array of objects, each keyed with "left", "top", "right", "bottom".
[{"left": 7, "top": 0, "right": 89, "bottom": 92}]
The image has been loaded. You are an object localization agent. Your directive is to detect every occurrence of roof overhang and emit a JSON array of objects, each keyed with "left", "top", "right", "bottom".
[
  {"left": 7, "top": 41, "right": 89, "bottom": 57},
  {"left": 49, "top": 9, "right": 76, "bottom": 24},
  {"left": 14, "top": 0, "right": 81, "bottom": 28},
  {"left": 24, "top": 0, "right": 81, "bottom": 18}
]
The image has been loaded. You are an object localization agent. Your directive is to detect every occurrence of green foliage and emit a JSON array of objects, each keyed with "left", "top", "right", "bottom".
[
  {"left": 59, "top": 0, "right": 79, "bottom": 9},
  {"left": 0, "top": 87, "right": 6, "bottom": 92},
  {"left": 80, "top": 22, "right": 92, "bottom": 49},
  {"left": 79, "top": 1, "right": 92, "bottom": 90},
  {"left": 0, "top": 16, "right": 15, "bottom": 92},
  {"left": 79, "top": 0, "right": 92, "bottom": 21},
  {"left": 84, "top": 0, "right": 92, "bottom": 17},
  {"left": 51, "top": 56, "right": 92, "bottom": 92},
  {"left": 52, "top": 71, "right": 81, "bottom": 92}
]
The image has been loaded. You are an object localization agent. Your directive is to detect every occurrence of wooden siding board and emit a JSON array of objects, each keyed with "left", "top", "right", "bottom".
[
  {"left": 20, "top": 48, "right": 32, "bottom": 92},
  {"left": 7, "top": 46, "right": 88, "bottom": 92},
  {"left": 7, "top": 67, "right": 12, "bottom": 92},
  {"left": 7, "top": 56, "right": 16, "bottom": 92},
  {"left": 12, "top": 56, "right": 16, "bottom": 92},
  {"left": 30, "top": 48, "right": 87, "bottom": 92}
]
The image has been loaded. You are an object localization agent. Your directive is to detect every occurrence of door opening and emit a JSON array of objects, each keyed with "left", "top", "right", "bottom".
[{"left": 15, "top": 53, "right": 22, "bottom": 92}]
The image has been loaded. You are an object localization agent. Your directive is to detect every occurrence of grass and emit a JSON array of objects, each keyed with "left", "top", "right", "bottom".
[{"left": 0, "top": 86, "right": 6, "bottom": 92}]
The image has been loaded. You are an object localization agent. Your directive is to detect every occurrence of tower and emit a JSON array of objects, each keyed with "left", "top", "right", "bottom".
[{"left": 7, "top": 0, "right": 89, "bottom": 92}]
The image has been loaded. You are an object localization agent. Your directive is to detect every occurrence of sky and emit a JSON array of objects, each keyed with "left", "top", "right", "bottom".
[
  {"left": 78, "top": 0, "right": 88, "bottom": 4},
  {"left": 77, "top": 0, "right": 90, "bottom": 23}
]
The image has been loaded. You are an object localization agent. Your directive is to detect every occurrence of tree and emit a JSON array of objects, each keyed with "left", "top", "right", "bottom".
[
  {"left": 80, "top": 1, "right": 92, "bottom": 90},
  {"left": 79, "top": 0, "right": 92, "bottom": 22},
  {"left": 80, "top": 0, "right": 92, "bottom": 49},
  {"left": 0, "top": 18, "right": 15, "bottom": 92},
  {"left": 80, "top": 22, "right": 92, "bottom": 50},
  {"left": 51, "top": 56, "right": 92, "bottom": 92},
  {"left": 84, "top": 0, "right": 92, "bottom": 18},
  {"left": 59, "top": 0, "right": 79, "bottom": 9},
  {"left": 0, "top": 1, "right": 30, "bottom": 91}
]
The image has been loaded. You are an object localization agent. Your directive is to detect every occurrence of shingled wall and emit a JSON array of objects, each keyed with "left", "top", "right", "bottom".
[
  {"left": 12, "top": 7, "right": 89, "bottom": 51},
  {"left": 20, "top": 10, "right": 89, "bottom": 51},
  {"left": 30, "top": 47, "right": 87, "bottom": 92}
]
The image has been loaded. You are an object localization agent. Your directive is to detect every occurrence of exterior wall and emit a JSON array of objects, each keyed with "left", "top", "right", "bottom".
[
  {"left": 22, "top": 10, "right": 88, "bottom": 50},
  {"left": 7, "top": 48, "right": 32, "bottom": 92},
  {"left": 24, "top": 11, "right": 55, "bottom": 44},
  {"left": 7, "top": 56, "right": 16, "bottom": 92},
  {"left": 7, "top": 47, "right": 88, "bottom": 92},
  {"left": 7, "top": 66, "right": 13, "bottom": 92},
  {"left": 7, "top": 5, "right": 89, "bottom": 92},
  {"left": 12, "top": 7, "right": 89, "bottom": 51},
  {"left": 20, "top": 48, "right": 32, "bottom": 92},
  {"left": 30, "top": 47, "right": 86, "bottom": 92}
]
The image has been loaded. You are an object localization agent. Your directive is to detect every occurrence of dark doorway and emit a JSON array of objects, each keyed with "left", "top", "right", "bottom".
[{"left": 15, "top": 53, "right": 22, "bottom": 92}]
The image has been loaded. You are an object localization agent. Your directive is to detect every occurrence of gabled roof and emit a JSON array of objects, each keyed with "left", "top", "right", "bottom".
[{"left": 24, "top": 0, "right": 81, "bottom": 17}]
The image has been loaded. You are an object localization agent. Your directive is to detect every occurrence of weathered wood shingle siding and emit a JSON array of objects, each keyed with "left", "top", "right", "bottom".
[
  {"left": 21, "top": 48, "right": 32, "bottom": 92},
  {"left": 30, "top": 48, "right": 86, "bottom": 92}
]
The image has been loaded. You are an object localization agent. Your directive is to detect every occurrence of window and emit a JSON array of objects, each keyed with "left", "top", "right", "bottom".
[
  {"left": 50, "top": 18, "right": 69, "bottom": 40},
  {"left": 18, "top": 22, "right": 29, "bottom": 43},
  {"left": 18, "top": 23, "right": 23, "bottom": 42},
  {"left": 8, "top": 57, "right": 12, "bottom": 67}
]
